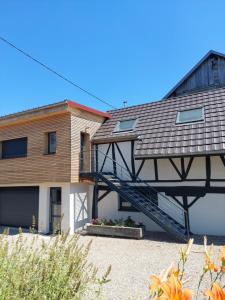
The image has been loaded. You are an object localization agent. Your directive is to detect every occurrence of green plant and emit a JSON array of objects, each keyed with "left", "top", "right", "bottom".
[
  {"left": 124, "top": 216, "right": 136, "bottom": 228},
  {"left": 0, "top": 231, "right": 110, "bottom": 300},
  {"left": 91, "top": 216, "right": 139, "bottom": 228},
  {"left": 114, "top": 218, "right": 124, "bottom": 227},
  {"left": 104, "top": 219, "right": 115, "bottom": 226}
]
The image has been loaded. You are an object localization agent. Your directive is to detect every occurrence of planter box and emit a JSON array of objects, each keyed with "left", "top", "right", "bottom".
[{"left": 86, "top": 224, "right": 143, "bottom": 239}]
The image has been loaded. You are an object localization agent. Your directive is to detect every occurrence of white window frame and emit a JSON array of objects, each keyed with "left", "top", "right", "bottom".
[
  {"left": 176, "top": 107, "right": 205, "bottom": 125},
  {"left": 113, "top": 118, "right": 137, "bottom": 133}
]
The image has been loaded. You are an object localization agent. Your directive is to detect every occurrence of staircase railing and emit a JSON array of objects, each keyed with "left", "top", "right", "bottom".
[{"left": 80, "top": 149, "right": 188, "bottom": 230}]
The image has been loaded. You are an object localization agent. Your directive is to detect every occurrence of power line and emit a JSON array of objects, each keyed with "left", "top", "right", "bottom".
[{"left": 0, "top": 35, "right": 116, "bottom": 109}]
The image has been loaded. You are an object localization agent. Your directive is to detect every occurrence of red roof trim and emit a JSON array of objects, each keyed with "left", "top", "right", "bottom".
[{"left": 66, "top": 100, "right": 112, "bottom": 119}]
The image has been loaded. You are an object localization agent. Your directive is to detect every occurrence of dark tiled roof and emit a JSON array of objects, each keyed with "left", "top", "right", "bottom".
[{"left": 93, "top": 87, "right": 225, "bottom": 157}]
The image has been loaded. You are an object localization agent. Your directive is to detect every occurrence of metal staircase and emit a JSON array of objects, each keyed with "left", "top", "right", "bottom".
[{"left": 80, "top": 150, "right": 189, "bottom": 241}]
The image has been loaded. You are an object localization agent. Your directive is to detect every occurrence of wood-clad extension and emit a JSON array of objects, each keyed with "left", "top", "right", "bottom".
[
  {"left": 0, "top": 101, "right": 108, "bottom": 184},
  {"left": 0, "top": 112, "right": 71, "bottom": 184}
]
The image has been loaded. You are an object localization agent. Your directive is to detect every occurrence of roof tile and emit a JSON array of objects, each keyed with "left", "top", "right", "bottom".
[{"left": 93, "top": 87, "right": 225, "bottom": 157}]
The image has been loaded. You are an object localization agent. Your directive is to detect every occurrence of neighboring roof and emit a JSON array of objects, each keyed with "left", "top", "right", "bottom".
[
  {"left": 66, "top": 100, "right": 112, "bottom": 118},
  {"left": 0, "top": 100, "right": 111, "bottom": 127},
  {"left": 164, "top": 50, "right": 225, "bottom": 99},
  {"left": 93, "top": 87, "right": 225, "bottom": 158}
]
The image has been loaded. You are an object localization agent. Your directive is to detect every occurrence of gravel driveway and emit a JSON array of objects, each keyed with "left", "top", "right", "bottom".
[
  {"left": 80, "top": 232, "right": 225, "bottom": 300},
  {"left": 1, "top": 228, "right": 225, "bottom": 300}
]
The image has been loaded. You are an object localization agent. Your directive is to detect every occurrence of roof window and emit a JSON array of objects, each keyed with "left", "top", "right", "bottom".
[
  {"left": 176, "top": 107, "right": 204, "bottom": 124},
  {"left": 114, "top": 119, "right": 137, "bottom": 132}
]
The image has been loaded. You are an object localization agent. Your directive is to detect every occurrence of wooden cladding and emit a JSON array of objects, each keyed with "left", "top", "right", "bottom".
[
  {"left": 70, "top": 113, "right": 102, "bottom": 182},
  {"left": 0, "top": 111, "right": 103, "bottom": 184},
  {"left": 0, "top": 113, "right": 71, "bottom": 184}
]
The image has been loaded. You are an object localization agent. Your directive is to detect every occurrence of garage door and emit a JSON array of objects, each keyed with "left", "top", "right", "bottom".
[{"left": 0, "top": 187, "right": 39, "bottom": 228}]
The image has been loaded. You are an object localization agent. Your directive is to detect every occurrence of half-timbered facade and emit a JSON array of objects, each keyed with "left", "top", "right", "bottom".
[
  {"left": 1, "top": 50, "right": 225, "bottom": 240},
  {"left": 81, "top": 51, "right": 225, "bottom": 240}
]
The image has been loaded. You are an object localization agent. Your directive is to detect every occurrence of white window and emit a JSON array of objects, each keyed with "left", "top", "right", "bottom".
[
  {"left": 114, "top": 119, "right": 137, "bottom": 132},
  {"left": 176, "top": 108, "right": 204, "bottom": 124}
]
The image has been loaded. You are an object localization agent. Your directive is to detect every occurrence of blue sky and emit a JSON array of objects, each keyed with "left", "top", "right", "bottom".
[{"left": 0, "top": 1, "right": 225, "bottom": 115}]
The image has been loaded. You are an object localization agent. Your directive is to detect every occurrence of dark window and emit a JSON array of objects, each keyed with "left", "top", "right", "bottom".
[
  {"left": 50, "top": 187, "right": 61, "bottom": 233},
  {"left": 2, "top": 137, "right": 27, "bottom": 159},
  {"left": 119, "top": 187, "right": 158, "bottom": 212},
  {"left": 48, "top": 132, "right": 57, "bottom": 154}
]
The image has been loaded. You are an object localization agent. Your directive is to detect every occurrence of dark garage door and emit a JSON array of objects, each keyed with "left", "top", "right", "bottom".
[{"left": 0, "top": 187, "right": 39, "bottom": 228}]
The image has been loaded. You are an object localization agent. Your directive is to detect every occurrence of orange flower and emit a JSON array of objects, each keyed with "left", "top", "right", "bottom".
[
  {"left": 205, "top": 283, "right": 225, "bottom": 300},
  {"left": 150, "top": 275, "right": 163, "bottom": 293},
  {"left": 205, "top": 255, "right": 219, "bottom": 272},
  {"left": 149, "top": 264, "right": 180, "bottom": 296},
  {"left": 158, "top": 274, "right": 192, "bottom": 300},
  {"left": 204, "top": 236, "right": 219, "bottom": 272},
  {"left": 180, "top": 239, "right": 194, "bottom": 263},
  {"left": 220, "top": 246, "right": 225, "bottom": 266}
]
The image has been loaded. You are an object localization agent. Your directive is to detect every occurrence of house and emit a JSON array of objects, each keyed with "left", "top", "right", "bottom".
[
  {"left": 83, "top": 50, "right": 225, "bottom": 240},
  {"left": 1, "top": 50, "right": 225, "bottom": 240}
]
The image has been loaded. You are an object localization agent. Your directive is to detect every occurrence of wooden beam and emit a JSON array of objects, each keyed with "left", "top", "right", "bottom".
[
  {"left": 100, "top": 143, "right": 111, "bottom": 172},
  {"left": 181, "top": 157, "right": 185, "bottom": 180},
  {"left": 115, "top": 143, "right": 133, "bottom": 178},
  {"left": 169, "top": 158, "right": 182, "bottom": 179},
  {"left": 205, "top": 156, "right": 211, "bottom": 188},
  {"left": 97, "top": 184, "right": 225, "bottom": 194},
  {"left": 98, "top": 190, "right": 111, "bottom": 202},
  {"left": 171, "top": 196, "right": 183, "bottom": 207},
  {"left": 184, "top": 157, "right": 194, "bottom": 179},
  {"left": 135, "top": 159, "right": 145, "bottom": 178},
  {"left": 220, "top": 155, "right": 225, "bottom": 167},
  {"left": 188, "top": 196, "right": 201, "bottom": 208},
  {"left": 183, "top": 196, "right": 191, "bottom": 236},
  {"left": 111, "top": 143, "right": 117, "bottom": 175},
  {"left": 154, "top": 158, "right": 158, "bottom": 181},
  {"left": 131, "top": 140, "right": 136, "bottom": 181},
  {"left": 92, "top": 182, "right": 99, "bottom": 219}
]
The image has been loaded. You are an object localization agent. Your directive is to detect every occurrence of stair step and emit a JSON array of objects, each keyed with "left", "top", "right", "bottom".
[{"left": 97, "top": 172, "right": 188, "bottom": 241}]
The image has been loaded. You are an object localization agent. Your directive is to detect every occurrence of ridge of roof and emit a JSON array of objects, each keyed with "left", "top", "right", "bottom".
[
  {"left": 163, "top": 50, "right": 225, "bottom": 99},
  {"left": 107, "top": 86, "right": 225, "bottom": 114},
  {"left": 0, "top": 100, "right": 66, "bottom": 121},
  {"left": 0, "top": 99, "right": 111, "bottom": 122},
  {"left": 66, "top": 100, "right": 112, "bottom": 118}
]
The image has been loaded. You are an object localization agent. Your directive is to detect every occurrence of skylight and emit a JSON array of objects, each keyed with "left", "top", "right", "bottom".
[
  {"left": 114, "top": 119, "right": 137, "bottom": 132},
  {"left": 176, "top": 107, "right": 204, "bottom": 124}
]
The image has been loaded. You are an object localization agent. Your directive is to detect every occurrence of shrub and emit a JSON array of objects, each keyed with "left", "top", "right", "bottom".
[
  {"left": 0, "top": 230, "right": 111, "bottom": 300},
  {"left": 124, "top": 216, "right": 136, "bottom": 227},
  {"left": 91, "top": 216, "right": 140, "bottom": 228}
]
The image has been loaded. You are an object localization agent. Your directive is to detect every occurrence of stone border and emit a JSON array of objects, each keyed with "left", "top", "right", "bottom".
[{"left": 86, "top": 224, "right": 143, "bottom": 239}]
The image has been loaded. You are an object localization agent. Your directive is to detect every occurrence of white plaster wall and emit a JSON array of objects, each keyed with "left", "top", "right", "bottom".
[
  {"left": 211, "top": 156, "right": 225, "bottom": 179},
  {"left": 98, "top": 143, "right": 113, "bottom": 173},
  {"left": 189, "top": 194, "right": 225, "bottom": 235},
  {"left": 38, "top": 182, "right": 92, "bottom": 234},
  {"left": 70, "top": 183, "right": 92, "bottom": 231},
  {"left": 98, "top": 191, "right": 163, "bottom": 232},
  {"left": 38, "top": 182, "right": 72, "bottom": 234},
  {"left": 158, "top": 158, "right": 180, "bottom": 180},
  {"left": 138, "top": 159, "right": 155, "bottom": 180},
  {"left": 97, "top": 142, "right": 225, "bottom": 235},
  {"left": 186, "top": 157, "right": 206, "bottom": 179}
]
